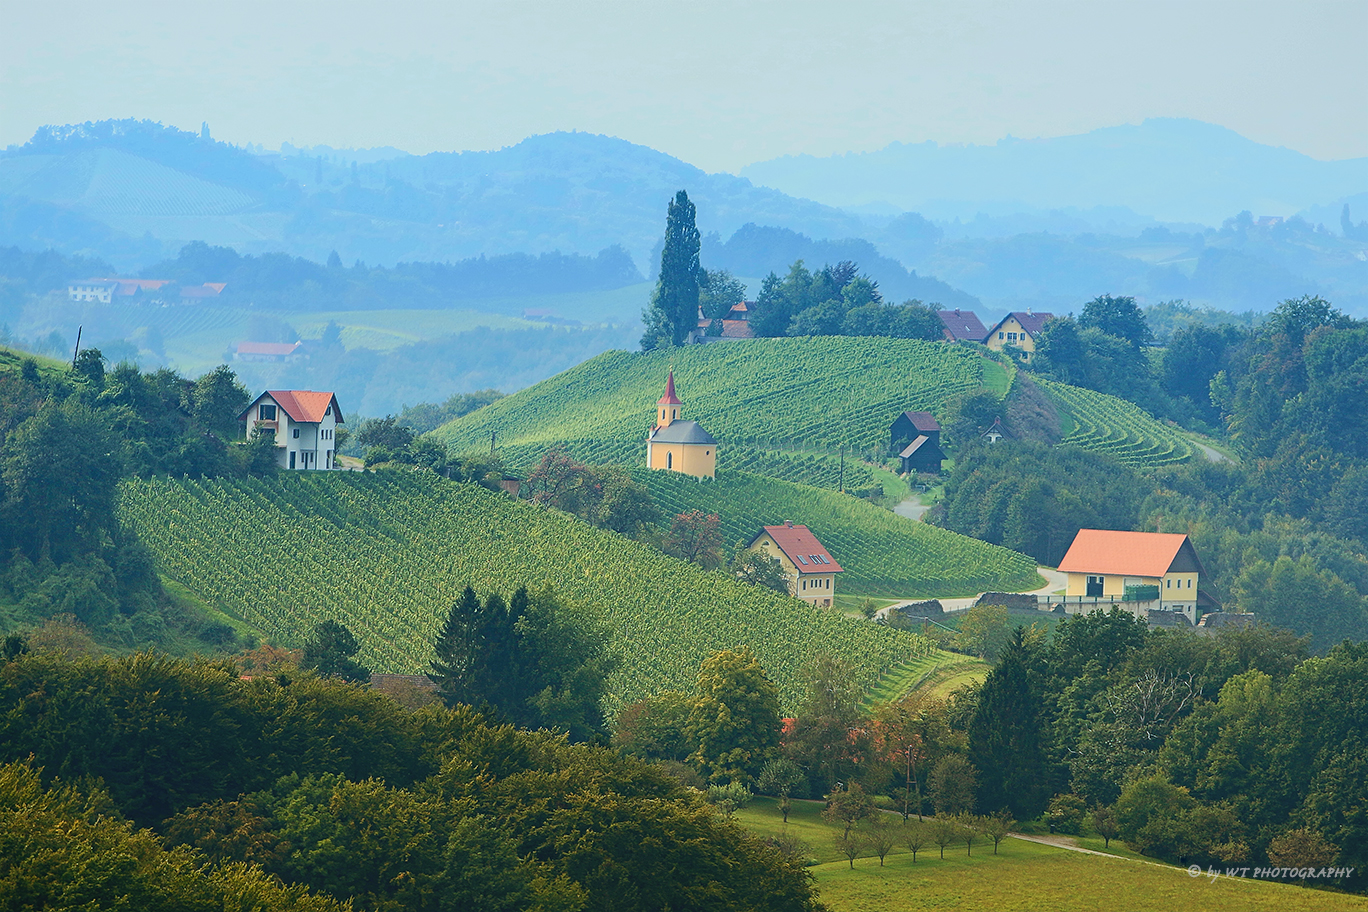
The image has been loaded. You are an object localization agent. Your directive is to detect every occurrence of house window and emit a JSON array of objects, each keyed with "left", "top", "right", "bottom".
[
  {"left": 1086, "top": 575, "right": 1104, "bottom": 597},
  {"left": 260, "top": 404, "right": 276, "bottom": 420},
  {"left": 1007, "top": 332, "right": 1017, "bottom": 341},
  {"left": 998, "top": 331, "right": 1005, "bottom": 340},
  {"left": 292, "top": 428, "right": 300, "bottom": 439},
  {"left": 667, "top": 452, "right": 672, "bottom": 469},
  {"left": 672, "top": 409, "right": 678, "bottom": 419},
  {"left": 289, "top": 451, "right": 296, "bottom": 469},
  {"left": 1166, "top": 579, "right": 1171, "bottom": 588},
  {"left": 325, "top": 406, "right": 331, "bottom": 416}
]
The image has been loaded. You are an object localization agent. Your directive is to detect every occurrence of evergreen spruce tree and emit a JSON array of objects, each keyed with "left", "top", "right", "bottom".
[
  {"left": 430, "top": 585, "right": 482, "bottom": 706},
  {"left": 967, "top": 627, "right": 1051, "bottom": 820},
  {"left": 641, "top": 190, "right": 701, "bottom": 349}
]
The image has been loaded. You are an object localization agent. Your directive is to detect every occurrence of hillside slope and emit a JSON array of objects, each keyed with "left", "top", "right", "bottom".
[
  {"left": 120, "top": 472, "right": 932, "bottom": 713},
  {"left": 634, "top": 469, "right": 1040, "bottom": 598},
  {"left": 433, "top": 336, "right": 989, "bottom": 461}
]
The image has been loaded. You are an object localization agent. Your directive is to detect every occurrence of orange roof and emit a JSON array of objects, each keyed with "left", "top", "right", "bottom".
[
  {"left": 750, "top": 523, "right": 843, "bottom": 574},
  {"left": 1057, "top": 530, "right": 1197, "bottom": 578},
  {"left": 658, "top": 370, "right": 682, "bottom": 405},
  {"left": 240, "top": 390, "right": 343, "bottom": 424}
]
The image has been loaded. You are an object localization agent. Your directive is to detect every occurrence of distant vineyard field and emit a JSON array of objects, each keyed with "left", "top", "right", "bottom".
[
  {"left": 633, "top": 469, "right": 1040, "bottom": 598},
  {"left": 1037, "top": 379, "right": 1197, "bottom": 467},
  {"left": 120, "top": 472, "right": 933, "bottom": 714},
  {"left": 434, "top": 336, "right": 988, "bottom": 459}
]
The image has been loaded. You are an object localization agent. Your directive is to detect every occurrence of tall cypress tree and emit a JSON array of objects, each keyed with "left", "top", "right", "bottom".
[
  {"left": 968, "top": 627, "right": 1051, "bottom": 820},
  {"left": 642, "top": 190, "right": 701, "bottom": 348}
]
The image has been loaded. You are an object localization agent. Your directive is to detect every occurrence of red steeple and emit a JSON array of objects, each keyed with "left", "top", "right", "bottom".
[{"left": 657, "top": 369, "right": 682, "bottom": 405}]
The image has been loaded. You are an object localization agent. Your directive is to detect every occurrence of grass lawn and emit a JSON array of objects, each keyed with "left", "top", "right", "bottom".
[{"left": 735, "top": 799, "right": 1368, "bottom": 912}]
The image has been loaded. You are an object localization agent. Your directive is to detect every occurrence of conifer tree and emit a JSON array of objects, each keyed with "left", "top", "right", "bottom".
[
  {"left": 641, "top": 190, "right": 701, "bottom": 349},
  {"left": 967, "top": 627, "right": 1051, "bottom": 820},
  {"left": 430, "top": 585, "right": 483, "bottom": 706}
]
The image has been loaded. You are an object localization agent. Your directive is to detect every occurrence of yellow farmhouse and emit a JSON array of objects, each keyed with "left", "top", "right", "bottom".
[
  {"left": 747, "top": 522, "right": 843, "bottom": 607},
  {"left": 645, "top": 371, "right": 717, "bottom": 479},
  {"left": 983, "top": 311, "right": 1054, "bottom": 361},
  {"left": 1057, "top": 529, "right": 1205, "bottom": 622}
]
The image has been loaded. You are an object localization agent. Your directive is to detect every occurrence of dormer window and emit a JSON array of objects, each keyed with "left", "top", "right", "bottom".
[{"left": 260, "top": 404, "right": 276, "bottom": 420}]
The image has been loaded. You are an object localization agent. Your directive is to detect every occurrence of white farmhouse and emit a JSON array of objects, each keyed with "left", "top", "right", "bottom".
[{"left": 240, "top": 390, "right": 344, "bottom": 470}]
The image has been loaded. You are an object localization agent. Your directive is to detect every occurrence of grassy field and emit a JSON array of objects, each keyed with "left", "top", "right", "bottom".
[
  {"left": 633, "top": 469, "right": 1042, "bottom": 599},
  {"left": 859, "top": 649, "right": 991, "bottom": 707},
  {"left": 121, "top": 472, "right": 936, "bottom": 714},
  {"left": 735, "top": 799, "right": 1368, "bottom": 912}
]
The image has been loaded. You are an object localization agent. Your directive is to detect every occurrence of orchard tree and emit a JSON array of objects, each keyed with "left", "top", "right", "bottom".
[{"left": 665, "top": 510, "right": 724, "bottom": 569}]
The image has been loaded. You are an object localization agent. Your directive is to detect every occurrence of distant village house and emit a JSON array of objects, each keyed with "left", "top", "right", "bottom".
[
  {"left": 936, "top": 309, "right": 988, "bottom": 343},
  {"left": 235, "top": 341, "right": 305, "bottom": 363},
  {"left": 240, "top": 389, "right": 344, "bottom": 471},
  {"left": 984, "top": 311, "right": 1054, "bottom": 361},
  {"left": 67, "top": 277, "right": 225, "bottom": 304},
  {"left": 748, "top": 522, "right": 843, "bottom": 606},
  {"left": 693, "top": 302, "right": 754, "bottom": 343},
  {"left": 889, "top": 410, "right": 946, "bottom": 474}
]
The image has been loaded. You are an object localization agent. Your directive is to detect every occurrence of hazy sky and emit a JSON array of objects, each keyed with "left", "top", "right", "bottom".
[{"left": 3, "top": 0, "right": 1365, "bottom": 173}]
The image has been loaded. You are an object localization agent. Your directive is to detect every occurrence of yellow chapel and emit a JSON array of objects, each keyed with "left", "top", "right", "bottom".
[{"left": 645, "top": 370, "right": 717, "bottom": 478}]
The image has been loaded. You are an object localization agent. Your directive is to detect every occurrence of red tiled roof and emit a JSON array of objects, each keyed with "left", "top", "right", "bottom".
[
  {"left": 1056, "top": 530, "right": 1196, "bottom": 578},
  {"left": 750, "top": 523, "right": 844, "bottom": 574},
  {"left": 937, "top": 309, "right": 987, "bottom": 342},
  {"left": 729, "top": 301, "right": 750, "bottom": 315},
  {"left": 658, "top": 370, "right": 682, "bottom": 405},
  {"left": 236, "top": 341, "right": 301, "bottom": 356},
  {"left": 180, "top": 283, "right": 225, "bottom": 298},
  {"left": 240, "top": 390, "right": 343, "bottom": 424},
  {"left": 719, "top": 320, "right": 753, "bottom": 339}
]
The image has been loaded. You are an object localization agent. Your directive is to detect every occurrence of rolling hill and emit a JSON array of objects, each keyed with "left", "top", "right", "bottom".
[
  {"left": 119, "top": 472, "right": 936, "bottom": 714},
  {"left": 632, "top": 469, "right": 1040, "bottom": 598},
  {"left": 432, "top": 335, "right": 1199, "bottom": 477}
]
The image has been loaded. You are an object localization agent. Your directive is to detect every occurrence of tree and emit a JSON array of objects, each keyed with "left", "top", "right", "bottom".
[
  {"left": 730, "top": 542, "right": 790, "bottom": 595},
  {"left": 789, "top": 654, "right": 868, "bottom": 794},
  {"left": 686, "top": 646, "right": 783, "bottom": 783},
  {"left": 301, "top": 619, "right": 371, "bottom": 683},
  {"left": 958, "top": 813, "right": 984, "bottom": 855},
  {"left": 613, "top": 691, "right": 693, "bottom": 761},
  {"left": 1080, "top": 294, "right": 1152, "bottom": 350},
  {"left": 929, "top": 754, "right": 977, "bottom": 815},
  {"left": 643, "top": 190, "right": 701, "bottom": 348},
  {"left": 1092, "top": 805, "right": 1119, "bottom": 849},
  {"left": 967, "top": 628, "right": 1051, "bottom": 820},
  {"left": 699, "top": 268, "right": 747, "bottom": 320},
  {"left": 873, "top": 695, "right": 927, "bottom": 820},
  {"left": 1047, "top": 794, "right": 1087, "bottom": 835},
  {"left": 665, "top": 510, "right": 724, "bottom": 569},
  {"left": 953, "top": 603, "right": 1010, "bottom": 660},
  {"left": 984, "top": 811, "right": 1014, "bottom": 854},
  {"left": 73, "top": 347, "right": 106, "bottom": 388},
  {"left": 1266, "top": 828, "right": 1339, "bottom": 870},
  {"left": 823, "top": 783, "right": 875, "bottom": 838},
  {"left": 865, "top": 814, "right": 899, "bottom": 866},
  {"left": 191, "top": 364, "right": 250, "bottom": 440},
  {"left": 757, "top": 757, "right": 804, "bottom": 823},
  {"left": 929, "top": 817, "right": 961, "bottom": 859},
  {"left": 832, "top": 829, "right": 869, "bottom": 869},
  {"left": 903, "top": 821, "right": 928, "bottom": 861}
]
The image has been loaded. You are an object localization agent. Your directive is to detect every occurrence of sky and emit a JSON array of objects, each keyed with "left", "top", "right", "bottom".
[{"left": 2, "top": 0, "right": 1365, "bottom": 174}]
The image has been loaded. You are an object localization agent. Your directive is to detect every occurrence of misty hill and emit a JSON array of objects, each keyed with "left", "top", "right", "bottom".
[
  {"left": 741, "top": 118, "right": 1368, "bottom": 227},
  {"left": 0, "top": 121, "right": 869, "bottom": 272}
]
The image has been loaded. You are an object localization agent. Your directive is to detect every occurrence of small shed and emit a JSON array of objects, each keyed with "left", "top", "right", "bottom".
[{"left": 890, "top": 410, "right": 946, "bottom": 474}]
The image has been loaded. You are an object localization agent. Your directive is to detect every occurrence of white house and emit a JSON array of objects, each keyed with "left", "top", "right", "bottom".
[{"left": 240, "top": 390, "right": 344, "bottom": 470}]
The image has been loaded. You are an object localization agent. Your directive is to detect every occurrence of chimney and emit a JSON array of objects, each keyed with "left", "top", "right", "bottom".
[{"left": 784, "top": 520, "right": 793, "bottom": 528}]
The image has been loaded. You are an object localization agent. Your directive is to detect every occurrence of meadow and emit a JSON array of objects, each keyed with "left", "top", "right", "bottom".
[{"left": 735, "top": 799, "right": 1368, "bottom": 912}]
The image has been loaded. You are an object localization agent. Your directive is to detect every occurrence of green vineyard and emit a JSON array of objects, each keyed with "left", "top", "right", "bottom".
[
  {"left": 120, "top": 472, "right": 934, "bottom": 714},
  {"left": 1037, "top": 378, "right": 1197, "bottom": 467},
  {"left": 633, "top": 469, "right": 1041, "bottom": 598},
  {"left": 434, "top": 336, "right": 988, "bottom": 459}
]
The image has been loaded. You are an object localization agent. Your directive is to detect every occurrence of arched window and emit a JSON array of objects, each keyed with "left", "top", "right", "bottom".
[{"left": 667, "top": 452, "right": 673, "bottom": 469}]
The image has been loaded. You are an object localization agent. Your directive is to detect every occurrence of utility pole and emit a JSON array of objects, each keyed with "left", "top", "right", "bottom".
[{"left": 71, "top": 325, "right": 82, "bottom": 369}]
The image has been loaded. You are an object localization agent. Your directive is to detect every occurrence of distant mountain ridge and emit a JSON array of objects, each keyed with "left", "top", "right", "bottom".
[{"left": 741, "top": 119, "right": 1368, "bottom": 227}]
